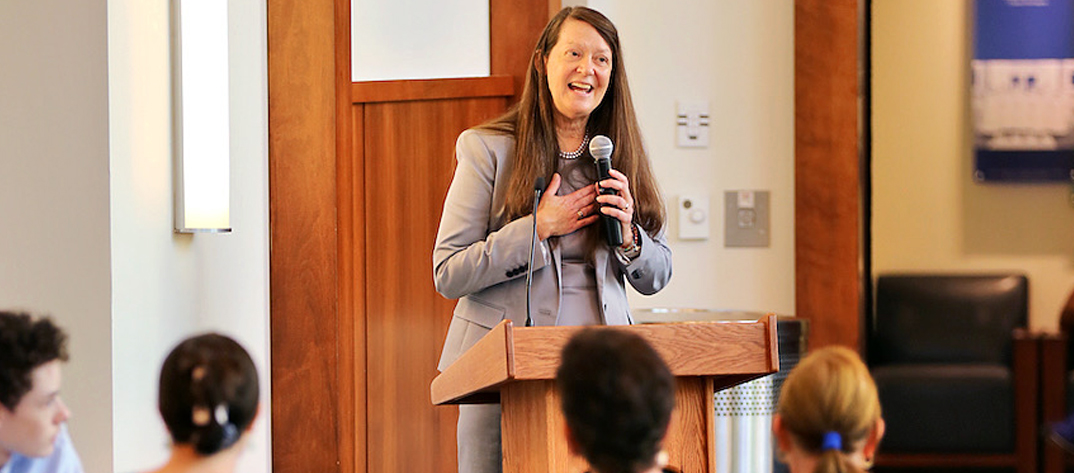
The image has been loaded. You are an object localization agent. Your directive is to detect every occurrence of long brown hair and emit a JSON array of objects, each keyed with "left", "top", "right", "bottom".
[
  {"left": 777, "top": 346, "right": 882, "bottom": 473},
  {"left": 479, "top": 7, "right": 666, "bottom": 247}
]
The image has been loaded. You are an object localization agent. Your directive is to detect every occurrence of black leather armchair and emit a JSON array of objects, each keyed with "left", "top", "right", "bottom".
[{"left": 868, "top": 274, "right": 1037, "bottom": 473}]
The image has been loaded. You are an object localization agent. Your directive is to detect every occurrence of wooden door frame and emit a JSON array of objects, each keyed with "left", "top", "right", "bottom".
[
  {"left": 267, "top": 0, "right": 350, "bottom": 470},
  {"left": 794, "top": 0, "right": 863, "bottom": 351},
  {"left": 267, "top": 0, "right": 862, "bottom": 470}
]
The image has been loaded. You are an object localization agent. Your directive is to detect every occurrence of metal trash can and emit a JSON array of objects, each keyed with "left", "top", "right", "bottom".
[{"left": 632, "top": 309, "right": 809, "bottom": 473}]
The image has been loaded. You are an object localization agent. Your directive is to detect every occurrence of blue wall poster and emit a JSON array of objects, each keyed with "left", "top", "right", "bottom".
[{"left": 973, "top": 0, "right": 1074, "bottom": 182}]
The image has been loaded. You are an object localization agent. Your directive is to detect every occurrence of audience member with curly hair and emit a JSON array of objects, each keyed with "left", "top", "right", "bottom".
[{"left": 0, "top": 310, "right": 83, "bottom": 473}]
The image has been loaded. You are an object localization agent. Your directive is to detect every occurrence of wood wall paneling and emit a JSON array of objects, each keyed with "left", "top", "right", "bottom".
[
  {"left": 362, "top": 97, "right": 508, "bottom": 472},
  {"left": 351, "top": 76, "right": 514, "bottom": 103},
  {"left": 794, "top": 0, "right": 862, "bottom": 350},
  {"left": 335, "top": 0, "right": 359, "bottom": 470},
  {"left": 267, "top": 0, "right": 341, "bottom": 470},
  {"left": 338, "top": 101, "right": 366, "bottom": 472},
  {"left": 490, "top": 0, "right": 557, "bottom": 105}
]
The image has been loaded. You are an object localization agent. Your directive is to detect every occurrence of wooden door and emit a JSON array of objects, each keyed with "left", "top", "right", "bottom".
[
  {"left": 356, "top": 84, "right": 512, "bottom": 472},
  {"left": 268, "top": 1, "right": 555, "bottom": 472}
]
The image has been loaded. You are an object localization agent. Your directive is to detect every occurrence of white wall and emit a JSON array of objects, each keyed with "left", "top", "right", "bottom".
[
  {"left": 108, "top": 0, "right": 271, "bottom": 472},
  {"left": 607, "top": 1, "right": 796, "bottom": 316},
  {"left": 873, "top": 0, "right": 1074, "bottom": 331},
  {"left": 0, "top": 0, "right": 268, "bottom": 472},
  {"left": 107, "top": 1, "right": 190, "bottom": 468},
  {"left": 0, "top": 1, "right": 114, "bottom": 471}
]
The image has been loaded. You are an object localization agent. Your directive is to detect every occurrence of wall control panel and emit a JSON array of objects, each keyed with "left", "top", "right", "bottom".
[
  {"left": 724, "top": 190, "right": 769, "bottom": 247},
  {"left": 678, "top": 194, "right": 709, "bottom": 240}
]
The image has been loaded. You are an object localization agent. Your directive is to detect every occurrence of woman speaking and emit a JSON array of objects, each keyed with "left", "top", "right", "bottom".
[{"left": 432, "top": 6, "right": 672, "bottom": 473}]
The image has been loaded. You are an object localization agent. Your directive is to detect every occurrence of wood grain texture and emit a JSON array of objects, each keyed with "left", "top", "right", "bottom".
[
  {"left": 500, "top": 381, "right": 590, "bottom": 473},
  {"left": 1041, "top": 333, "right": 1068, "bottom": 473},
  {"left": 764, "top": 314, "right": 780, "bottom": 372},
  {"left": 433, "top": 319, "right": 779, "bottom": 400},
  {"left": 338, "top": 101, "right": 365, "bottom": 473},
  {"left": 351, "top": 76, "right": 514, "bottom": 104},
  {"left": 500, "top": 376, "right": 718, "bottom": 473},
  {"left": 363, "top": 97, "right": 507, "bottom": 473},
  {"left": 434, "top": 320, "right": 775, "bottom": 473},
  {"left": 334, "top": 0, "right": 358, "bottom": 470},
  {"left": 267, "top": 0, "right": 340, "bottom": 470},
  {"left": 547, "top": 0, "right": 562, "bottom": 18},
  {"left": 490, "top": 0, "right": 556, "bottom": 105},
  {"left": 662, "top": 378, "right": 713, "bottom": 473},
  {"left": 794, "top": 0, "right": 862, "bottom": 350},
  {"left": 1012, "top": 331, "right": 1039, "bottom": 473},
  {"left": 431, "top": 320, "right": 513, "bottom": 405},
  {"left": 1053, "top": 285, "right": 1074, "bottom": 473},
  {"left": 704, "top": 377, "right": 715, "bottom": 473},
  {"left": 511, "top": 322, "right": 777, "bottom": 380}
]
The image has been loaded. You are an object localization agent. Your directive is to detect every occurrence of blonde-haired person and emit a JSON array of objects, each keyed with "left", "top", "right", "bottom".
[{"left": 773, "top": 346, "right": 886, "bottom": 473}]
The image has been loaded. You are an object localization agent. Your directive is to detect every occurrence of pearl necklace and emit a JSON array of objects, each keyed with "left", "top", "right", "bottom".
[{"left": 558, "top": 132, "right": 590, "bottom": 160}]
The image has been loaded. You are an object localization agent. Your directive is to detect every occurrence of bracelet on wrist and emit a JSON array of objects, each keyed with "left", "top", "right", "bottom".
[{"left": 619, "top": 223, "right": 640, "bottom": 254}]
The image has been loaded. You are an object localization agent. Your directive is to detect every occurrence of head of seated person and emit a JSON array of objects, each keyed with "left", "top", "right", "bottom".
[
  {"left": 556, "top": 328, "right": 675, "bottom": 473},
  {"left": 774, "top": 346, "right": 885, "bottom": 473},
  {"left": 152, "top": 333, "right": 259, "bottom": 472},
  {"left": 0, "top": 311, "right": 79, "bottom": 470}
]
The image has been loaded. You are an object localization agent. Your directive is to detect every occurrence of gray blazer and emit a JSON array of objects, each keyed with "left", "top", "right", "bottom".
[{"left": 433, "top": 129, "right": 673, "bottom": 371}]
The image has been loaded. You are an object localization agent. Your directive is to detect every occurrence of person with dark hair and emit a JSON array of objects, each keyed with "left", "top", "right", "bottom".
[
  {"left": 556, "top": 328, "right": 676, "bottom": 473},
  {"left": 433, "top": 6, "right": 672, "bottom": 472},
  {"left": 146, "top": 333, "right": 259, "bottom": 473},
  {"left": 773, "top": 346, "right": 885, "bottom": 473},
  {"left": 0, "top": 311, "right": 83, "bottom": 473}
]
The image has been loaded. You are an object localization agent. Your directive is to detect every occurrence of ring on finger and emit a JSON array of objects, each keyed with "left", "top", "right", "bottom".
[{"left": 577, "top": 210, "right": 585, "bottom": 219}]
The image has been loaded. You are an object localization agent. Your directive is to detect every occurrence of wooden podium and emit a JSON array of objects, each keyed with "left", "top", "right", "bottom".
[{"left": 431, "top": 315, "right": 780, "bottom": 473}]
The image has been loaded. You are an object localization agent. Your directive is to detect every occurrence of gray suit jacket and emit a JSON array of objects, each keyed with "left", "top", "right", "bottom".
[{"left": 433, "top": 129, "right": 673, "bottom": 371}]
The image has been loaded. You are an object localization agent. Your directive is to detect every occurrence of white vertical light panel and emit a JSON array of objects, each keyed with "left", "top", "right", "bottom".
[
  {"left": 174, "top": 0, "right": 231, "bottom": 232},
  {"left": 351, "top": 0, "right": 489, "bottom": 81}
]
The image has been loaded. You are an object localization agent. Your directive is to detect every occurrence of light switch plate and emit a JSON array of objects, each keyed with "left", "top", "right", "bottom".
[
  {"left": 676, "top": 100, "right": 710, "bottom": 148},
  {"left": 678, "top": 194, "right": 709, "bottom": 240},
  {"left": 724, "top": 190, "right": 769, "bottom": 247}
]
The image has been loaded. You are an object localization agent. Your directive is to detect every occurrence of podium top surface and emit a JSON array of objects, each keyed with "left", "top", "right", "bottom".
[
  {"left": 632, "top": 308, "right": 796, "bottom": 324},
  {"left": 431, "top": 315, "right": 780, "bottom": 406}
]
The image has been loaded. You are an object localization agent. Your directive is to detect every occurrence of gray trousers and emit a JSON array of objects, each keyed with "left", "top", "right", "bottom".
[{"left": 458, "top": 404, "right": 502, "bottom": 473}]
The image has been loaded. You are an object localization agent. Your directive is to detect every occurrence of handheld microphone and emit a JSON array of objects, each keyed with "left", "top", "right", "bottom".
[
  {"left": 525, "top": 176, "right": 545, "bottom": 327},
  {"left": 589, "top": 135, "right": 623, "bottom": 247}
]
